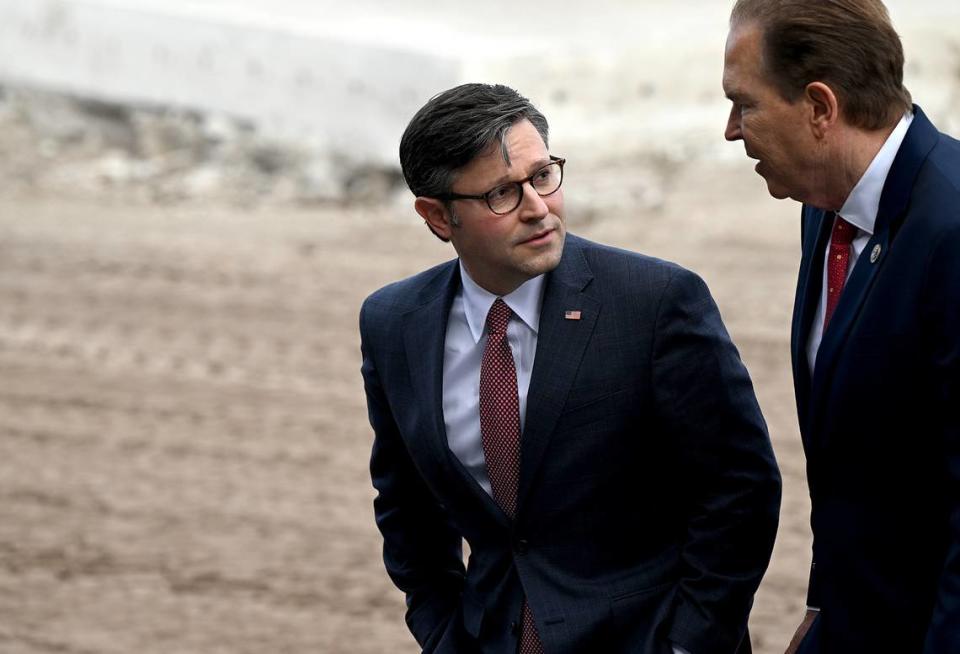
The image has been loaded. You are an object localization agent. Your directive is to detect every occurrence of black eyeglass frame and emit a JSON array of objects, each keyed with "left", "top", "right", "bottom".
[{"left": 434, "top": 155, "right": 566, "bottom": 215}]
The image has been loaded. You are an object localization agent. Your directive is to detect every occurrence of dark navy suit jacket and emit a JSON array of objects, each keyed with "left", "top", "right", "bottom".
[
  {"left": 791, "top": 107, "right": 960, "bottom": 652},
  {"left": 360, "top": 234, "right": 781, "bottom": 653}
]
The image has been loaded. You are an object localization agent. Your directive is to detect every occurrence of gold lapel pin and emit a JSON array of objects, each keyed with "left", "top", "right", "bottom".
[{"left": 564, "top": 310, "right": 582, "bottom": 320}]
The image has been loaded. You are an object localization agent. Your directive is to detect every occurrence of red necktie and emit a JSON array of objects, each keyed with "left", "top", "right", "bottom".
[
  {"left": 824, "top": 215, "right": 857, "bottom": 330},
  {"left": 479, "top": 299, "right": 544, "bottom": 654}
]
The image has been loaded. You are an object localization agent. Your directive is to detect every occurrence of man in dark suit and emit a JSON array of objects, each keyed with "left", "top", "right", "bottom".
[
  {"left": 360, "top": 83, "right": 781, "bottom": 654},
  {"left": 723, "top": 1, "right": 960, "bottom": 651}
]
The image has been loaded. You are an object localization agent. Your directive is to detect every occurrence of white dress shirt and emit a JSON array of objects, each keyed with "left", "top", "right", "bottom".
[
  {"left": 443, "top": 263, "right": 545, "bottom": 496},
  {"left": 806, "top": 112, "right": 913, "bottom": 377}
]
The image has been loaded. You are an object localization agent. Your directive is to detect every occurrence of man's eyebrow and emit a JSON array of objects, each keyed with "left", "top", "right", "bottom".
[
  {"left": 725, "top": 89, "right": 747, "bottom": 103},
  {"left": 486, "top": 158, "right": 553, "bottom": 188}
]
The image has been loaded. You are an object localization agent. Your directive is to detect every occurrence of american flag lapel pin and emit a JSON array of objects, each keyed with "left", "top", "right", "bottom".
[{"left": 564, "top": 310, "right": 582, "bottom": 320}]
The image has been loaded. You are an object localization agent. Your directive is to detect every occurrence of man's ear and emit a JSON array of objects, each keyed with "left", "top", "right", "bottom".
[
  {"left": 415, "top": 196, "right": 454, "bottom": 242},
  {"left": 805, "top": 81, "right": 839, "bottom": 139}
]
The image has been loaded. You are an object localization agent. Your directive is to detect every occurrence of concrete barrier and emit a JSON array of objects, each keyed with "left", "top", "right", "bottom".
[
  {"left": 0, "top": 0, "right": 460, "bottom": 167},
  {"left": 1, "top": 0, "right": 957, "bottom": 170}
]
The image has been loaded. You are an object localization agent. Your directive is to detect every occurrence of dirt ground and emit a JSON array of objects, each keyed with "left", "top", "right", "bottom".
[{"left": 0, "top": 157, "right": 811, "bottom": 653}]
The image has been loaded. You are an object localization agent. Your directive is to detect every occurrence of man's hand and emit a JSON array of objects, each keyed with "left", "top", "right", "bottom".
[{"left": 784, "top": 609, "right": 818, "bottom": 654}]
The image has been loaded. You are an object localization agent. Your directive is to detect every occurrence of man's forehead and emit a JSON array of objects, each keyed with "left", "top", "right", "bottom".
[
  {"left": 727, "top": 21, "right": 765, "bottom": 62},
  {"left": 495, "top": 120, "right": 547, "bottom": 160},
  {"left": 724, "top": 24, "right": 766, "bottom": 87},
  {"left": 457, "top": 121, "right": 549, "bottom": 183}
]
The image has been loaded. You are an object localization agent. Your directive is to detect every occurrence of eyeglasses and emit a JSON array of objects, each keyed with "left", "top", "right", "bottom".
[{"left": 435, "top": 156, "right": 565, "bottom": 215}]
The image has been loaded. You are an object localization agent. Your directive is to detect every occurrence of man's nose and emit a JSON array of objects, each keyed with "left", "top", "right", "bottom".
[
  {"left": 725, "top": 105, "right": 743, "bottom": 142},
  {"left": 517, "top": 182, "right": 549, "bottom": 221}
]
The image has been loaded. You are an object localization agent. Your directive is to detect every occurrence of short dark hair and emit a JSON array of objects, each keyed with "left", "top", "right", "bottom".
[
  {"left": 399, "top": 83, "right": 549, "bottom": 200},
  {"left": 731, "top": 0, "right": 912, "bottom": 130}
]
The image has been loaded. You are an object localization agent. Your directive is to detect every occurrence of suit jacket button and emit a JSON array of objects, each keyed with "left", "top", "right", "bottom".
[
  {"left": 510, "top": 620, "right": 520, "bottom": 636},
  {"left": 515, "top": 539, "right": 529, "bottom": 554}
]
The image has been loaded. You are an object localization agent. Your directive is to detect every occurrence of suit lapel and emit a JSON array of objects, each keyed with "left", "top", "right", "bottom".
[
  {"left": 808, "top": 106, "right": 940, "bottom": 435},
  {"left": 402, "top": 262, "right": 459, "bottom": 469},
  {"left": 401, "top": 262, "right": 510, "bottom": 525},
  {"left": 792, "top": 206, "right": 833, "bottom": 431},
  {"left": 518, "top": 237, "right": 600, "bottom": 510},
  {"left": 811, "top": 230, "right": 888, "bottom": 397}
]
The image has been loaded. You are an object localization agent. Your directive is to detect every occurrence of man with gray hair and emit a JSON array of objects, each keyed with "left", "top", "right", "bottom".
[
  {"left": 360, "top": 82, "right": 781, "bottom": 653},
  {"left": 723, "top": 1, "right": 960, "bottom": 651}
]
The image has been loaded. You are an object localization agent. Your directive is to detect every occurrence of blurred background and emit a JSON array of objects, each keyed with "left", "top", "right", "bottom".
[{"left": 0, "top": 1, "right": 958, "bottom": 652}]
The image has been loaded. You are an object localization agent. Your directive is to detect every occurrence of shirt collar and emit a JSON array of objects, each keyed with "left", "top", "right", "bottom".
[
  {"left": 838, "top": 111, "right": 913, "bottom": 235},
  {"left": 459, "top": 261, "right": 545, "bottom": 343}
]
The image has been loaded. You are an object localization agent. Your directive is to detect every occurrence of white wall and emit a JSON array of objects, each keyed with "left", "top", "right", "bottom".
[
  {"left": 0, "top": 0, "right": 460, "bottom": 166},
  {"left": 1, "top": 0, "right": 958, "bottom": 167}
]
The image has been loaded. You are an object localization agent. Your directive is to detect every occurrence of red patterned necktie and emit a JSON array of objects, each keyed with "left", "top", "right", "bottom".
[
  {"left": 824, "top": 215, "right": 857, "bottom": 330},
  {"left": 479, "top": 298, "right": 544, "bottom": 654}
]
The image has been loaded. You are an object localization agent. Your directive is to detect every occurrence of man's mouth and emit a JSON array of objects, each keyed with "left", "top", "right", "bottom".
[{"left": 519, "top": 228, "right": 554, "bottom": 245}]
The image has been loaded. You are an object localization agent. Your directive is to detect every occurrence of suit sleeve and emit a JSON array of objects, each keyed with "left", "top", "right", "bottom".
[
  {"left": 359, "top": 300, "right": 466, "bottom": 650},
  {"left": 650, "top": 268, "right": 782, "bottom": 654},
  {"left": 922, "top": 225, "right": 960, "bottom": 653}
]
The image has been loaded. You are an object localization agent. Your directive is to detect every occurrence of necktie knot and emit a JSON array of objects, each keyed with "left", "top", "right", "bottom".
[
  {"left": 831, "top": 215, "right": 857, "bottom": 245},
  {"left": 486, "top": 298, "right": 512, "bottom": 336}
]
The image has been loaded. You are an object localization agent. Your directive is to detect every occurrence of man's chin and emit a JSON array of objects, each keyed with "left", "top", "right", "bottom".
[
  {"left": 763, "top": 179, "right": 792, "bottom": 200},
  {"left": 521, "top": 240, "right": 564, "bottom": 278}
]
